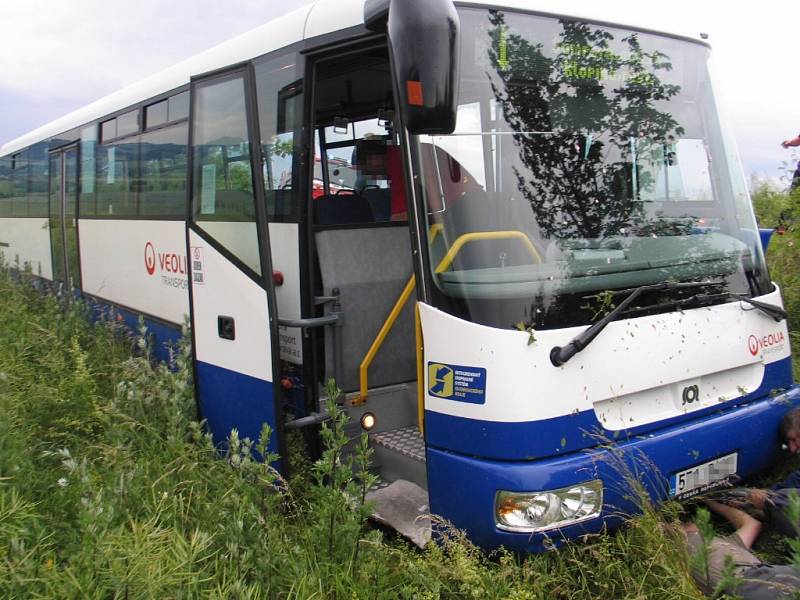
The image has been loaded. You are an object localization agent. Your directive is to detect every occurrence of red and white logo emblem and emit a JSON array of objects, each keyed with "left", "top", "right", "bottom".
[
  {"left": 748, "top": 331, "right": 785, "bottom": 356},
  {"left": 144, "top": 242, "right": 156, "bottom": 275}
]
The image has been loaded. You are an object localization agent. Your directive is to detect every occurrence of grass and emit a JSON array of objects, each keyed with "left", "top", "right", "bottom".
[
  {"left": 0, "top": 267, "right": 709, "bottom": 598},
  {"left": 753, "top": 183, "right": 800, "bottom": 377},
  {"left": 3, "top": 181, "right": 800, "bottom": 599}
]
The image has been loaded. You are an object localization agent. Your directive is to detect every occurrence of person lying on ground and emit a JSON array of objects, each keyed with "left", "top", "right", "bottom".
[
  {"left": 733, "top": 407, "right": 800, "bottom": 538},
  {"left": 682, "top": 500, "right": 800, "bottom": 599}
]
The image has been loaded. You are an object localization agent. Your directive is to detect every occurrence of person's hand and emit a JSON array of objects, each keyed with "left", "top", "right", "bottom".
[
  {"left": 748, "top": 488, "right": 769, "bottom": 510},
  {"left": 783, "top": 140, "right": 791, "bottom": 148}
]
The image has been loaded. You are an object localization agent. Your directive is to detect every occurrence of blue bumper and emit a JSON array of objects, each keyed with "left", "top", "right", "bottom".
[{"left": 426, "top": 385, "right": 800, "bottom": 552}]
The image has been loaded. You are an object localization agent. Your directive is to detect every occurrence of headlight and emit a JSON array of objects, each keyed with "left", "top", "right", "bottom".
[{"left": 495, "top": 480, "right": 603, "bottom": 533}]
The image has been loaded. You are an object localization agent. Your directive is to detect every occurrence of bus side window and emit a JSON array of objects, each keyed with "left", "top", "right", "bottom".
[
  {"left": 138, "top": 123, "right": 188, "bottom": 219},
  {"left": 0, "top": 157, "right": 14, "bottom": 217},
  {"left": 255, "top": 52, "right": 303, "bottom": 223},
  {"left": 96, "top": 140, "right": 138, "bottom": 217}
]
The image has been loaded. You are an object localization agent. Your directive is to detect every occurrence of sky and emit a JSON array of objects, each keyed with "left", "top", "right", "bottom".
[{"left": 0, "top": 0, "right": 798, "bottom": 187}]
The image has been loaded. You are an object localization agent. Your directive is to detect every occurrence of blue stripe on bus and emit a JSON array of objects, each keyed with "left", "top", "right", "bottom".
[
  {"left": 425, "top": 357, "right": 794, "bottom": 461},
  {"left": 83, "top": 296, "right": 182, "bottom": 364},
  {"left": 426, "top": 383, "right": 800, "bottom": 552},
  {"left": 195, "top": 360, "right": 281, "bottom": 467}
]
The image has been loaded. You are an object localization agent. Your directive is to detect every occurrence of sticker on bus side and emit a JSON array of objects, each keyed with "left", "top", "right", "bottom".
[{"left": 427, "top": 362, "right": 487, "bottom": 404}]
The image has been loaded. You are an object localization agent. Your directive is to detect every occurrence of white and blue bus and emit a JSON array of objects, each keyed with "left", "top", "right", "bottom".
[{"left": 1, "top": 0, "right": 797, "bottom": 551}]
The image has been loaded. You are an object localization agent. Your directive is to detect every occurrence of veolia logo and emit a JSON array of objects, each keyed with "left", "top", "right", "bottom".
[
  {"left": 144, "top": 241, "right": 187, "bottom": 276},
  {"left": 144, "top": 242, "right": 156, "bottom": 275},
  {"left": 747, "top": 335, "right": 759, "bottom": 356},
  {"left": 748, "top": 331, "right": 786, "bottom": 356}
]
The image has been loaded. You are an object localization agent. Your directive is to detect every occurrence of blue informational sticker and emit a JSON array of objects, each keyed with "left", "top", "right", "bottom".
[{"left": 427, "top": 362, "right": 487, "bottom": 404}]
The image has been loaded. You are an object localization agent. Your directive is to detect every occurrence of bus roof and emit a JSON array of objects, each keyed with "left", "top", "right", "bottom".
[{"left": 0, "top": 0, "right": 707, "bottom": 157}]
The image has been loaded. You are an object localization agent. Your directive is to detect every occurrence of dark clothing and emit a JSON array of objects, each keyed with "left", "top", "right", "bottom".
[
  {"left": 733, "top": 564, "right": 800, "bottom": 599},
  {"left": 686, "top": 531, "right": 800, "bottom": 599},
  {"left": 766, "top": 469, "right": 800, "bottom": 537},
  {"left": 766, "top": 488, "right": 800, "bottom": 538},
  {"left": 773, "top": 469, "right": 800, "bottom": 491}
]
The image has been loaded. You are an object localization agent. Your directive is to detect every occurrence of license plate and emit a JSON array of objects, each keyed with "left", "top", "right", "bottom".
[{"left": 671, "top": 452, "right": 738, "bottom": 499}]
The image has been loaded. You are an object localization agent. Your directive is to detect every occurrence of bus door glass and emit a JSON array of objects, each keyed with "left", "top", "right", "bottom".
[
  {"left": 187, "top": 66, "right": 283, "bottom": 467},
  {"left": 48, "top": 146, "right": 81, "bottom": 289},
  {"left": 253, "top": 52, "right": 307, "bottom": 398}
]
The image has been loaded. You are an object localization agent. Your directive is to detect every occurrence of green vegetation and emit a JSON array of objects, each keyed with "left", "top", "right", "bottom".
[
  {"left": 753, "top": 183, "right": 800, "bottom": 373},
  {"left": 0, "top": 267, "right": 707, "bottom": 598},
  {"left": 3, "top": 183, "right": 800, "bottom": 598}
]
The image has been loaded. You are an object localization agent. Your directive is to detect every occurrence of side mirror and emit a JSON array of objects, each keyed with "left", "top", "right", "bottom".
[{"left": 367, "top": 0, "right": 460, "bottom": 135}]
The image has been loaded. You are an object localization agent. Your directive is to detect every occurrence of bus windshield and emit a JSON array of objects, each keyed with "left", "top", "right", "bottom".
[{"left": 412, "top": 8, "right": 771, "bottom": 331}]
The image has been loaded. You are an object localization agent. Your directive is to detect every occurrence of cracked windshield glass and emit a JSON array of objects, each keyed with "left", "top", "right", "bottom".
[{"left": 413, "top": 8, "right": 771, "bottom": 331}]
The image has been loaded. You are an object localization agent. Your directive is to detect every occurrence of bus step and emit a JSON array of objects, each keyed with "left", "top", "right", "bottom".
[
  {"left": 370, "top": 426, "right": 427, "bottom": 489},
  {"left": 371, "top": 426, "right": 425, "bottom": 461}
]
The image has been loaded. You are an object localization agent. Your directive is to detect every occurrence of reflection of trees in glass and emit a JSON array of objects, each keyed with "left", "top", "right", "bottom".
[
  {"left": 488, "top": 13, "right": 684, "bottom": 240},
  {"left": 201, "top": 146, "right": 254, "bottom": 194}
]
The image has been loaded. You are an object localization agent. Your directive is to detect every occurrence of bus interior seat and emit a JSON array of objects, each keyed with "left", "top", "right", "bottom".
[
  {"left": 361, "top": 186, "right": 391, "bottom": 221},
  {"left": 315, "top": 226, "right": 416, "bottom": 392},
  {"left": 314, "top": 191, "right": 374, "bottom": 226}
]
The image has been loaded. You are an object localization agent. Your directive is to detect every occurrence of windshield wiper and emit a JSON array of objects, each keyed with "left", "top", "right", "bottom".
[
  {"left": 549, "top": 281, "right": 723, "bottom": 367},
  {"left": 617, "top": 291, "right": 728, "bottom": 318},
  {"left": 550, "top": 283, "right": 788, "bottom": 367},
  {"left": 730, "top": 294, "right": 787, "bottom": 322},
  {"left": 614, "top": 291, "right": 787, "bottom": 323}
]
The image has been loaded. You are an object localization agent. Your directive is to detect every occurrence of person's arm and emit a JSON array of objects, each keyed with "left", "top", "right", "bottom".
[
  {"left": 748, "top": 488, "right": 769, "bottom": 509},
  {"left": 704, "top": 499, "right": 762, "bottom": 549},
  {"left": 782, "top": 134, "right": 800, "bottom": 148}
]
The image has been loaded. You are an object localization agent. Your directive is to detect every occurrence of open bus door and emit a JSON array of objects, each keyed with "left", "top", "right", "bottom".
[
  {"left": 48, "top": 145, "right": 81, "bottom": 291},
  {"left": 186, "top": 65, "right": 284, "bottom": 468}
]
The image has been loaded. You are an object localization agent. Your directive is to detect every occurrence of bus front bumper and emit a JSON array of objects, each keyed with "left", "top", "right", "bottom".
[{"left": 426, "top": 386, "right": 800, "bottom": 552}]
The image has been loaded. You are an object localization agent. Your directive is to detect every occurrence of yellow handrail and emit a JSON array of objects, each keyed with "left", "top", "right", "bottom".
[
  {"left": 356, "top": 224, "right": 443, "bottom": 404},
  {"left": 357, "top": 228, "right": 541, "bottom": 406},
  {"left": 356, "top": 275, "right": 417, "bottom": 404},
  {"left": 434, "top": 230, "right": 542, "bottom": 273}
]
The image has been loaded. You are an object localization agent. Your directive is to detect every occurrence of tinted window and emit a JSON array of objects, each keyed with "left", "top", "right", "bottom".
[
  {"left": 80, "top": 126, "right": 97, "bottom": 216},
  {"left": 65, "top": 148, "right": 78, "bottom": 217},
  {"left": 145, "top": 100, "right": 168, "bottom": 129},
  {"left": 11, "top": 152, "right": 29, "bottom": 216},
  {"left": 0, "top": 157, "right": 12, "bottom": 217},
  {"left": 139, "top": 122, "right": 188, "bottom": 218},
  {"left": 28, "top": 142, "right": 49, "bottom": 217},
  {"left": 191, "top": 74, "right": 261, "bottom": 274},
  {"left": 48, "top": 154, "right": 65, "bottom": 282},
  {"left": 117, "top": 110, "right": 139, "bottom": 138},
  {"left": 96, "top": 140, "right": 138, "bottom": 216},
  {"left": 168, "top": 91, "right": 190, "bottom": 122},
  {"left": 101, "top": 119, "right": 116, "bottom": 142},
  {"left": 256, "top": 53, "right": 303, "bottom": 221}
]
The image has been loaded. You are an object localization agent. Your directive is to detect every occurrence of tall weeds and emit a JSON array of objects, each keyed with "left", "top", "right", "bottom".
[{"left": 0, "top": 265, "right": 705, "bottom": 599}]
